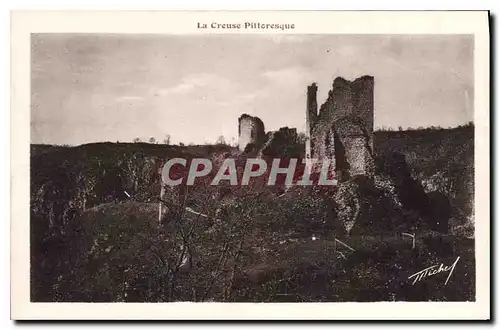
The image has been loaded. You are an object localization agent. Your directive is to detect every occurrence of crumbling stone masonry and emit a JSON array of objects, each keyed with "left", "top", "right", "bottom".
[
  {"left": 306, "top": 76, "right": 375, "bottom": 181},
  {"left": 260, "top": 127, "right": 299, "bottom": 158},
  {"left": 238, "top": 114, "right": 266, "bottom": 152}
]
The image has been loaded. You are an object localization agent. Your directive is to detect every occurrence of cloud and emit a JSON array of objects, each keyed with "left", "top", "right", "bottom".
[
  {"left": 155, "top": 73, "right": 234, "bottom": 97},
  {"left": 262, "top": 66, "right": 312, "bottom": 83},
  {"left": 115, "top": 95, "right": 145, "bottom": 102},
  {"left": 156, "top": 83, "right": 195, "bottom": 96}
]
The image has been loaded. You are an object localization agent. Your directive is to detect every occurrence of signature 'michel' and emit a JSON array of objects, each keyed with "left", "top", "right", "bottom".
[{"left": 407, "top": 256, "right": 460, "bottom": 286}]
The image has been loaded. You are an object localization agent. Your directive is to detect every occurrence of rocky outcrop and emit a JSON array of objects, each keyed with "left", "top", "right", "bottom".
[{"left": 331, "top": 149, "right": 460, "bottom": 236}]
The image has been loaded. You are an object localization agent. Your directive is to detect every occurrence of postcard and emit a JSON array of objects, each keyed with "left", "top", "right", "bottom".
[{"left": 11, "top": 10, "right": 490, "bottom": 320}]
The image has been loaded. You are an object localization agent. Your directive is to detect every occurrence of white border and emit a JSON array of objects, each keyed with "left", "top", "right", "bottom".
[{"left": 10, "top": 10, "right": 490, "bottom": 320}]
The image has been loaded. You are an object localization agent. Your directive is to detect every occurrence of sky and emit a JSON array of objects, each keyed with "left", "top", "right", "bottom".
[{"left": 31, "top": 34, "right": 474, "bottom": 145}]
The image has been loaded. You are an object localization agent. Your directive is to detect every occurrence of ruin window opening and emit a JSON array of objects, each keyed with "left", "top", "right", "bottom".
[{"left": 334, "top": 129, "right": 349, "bottom": 178}]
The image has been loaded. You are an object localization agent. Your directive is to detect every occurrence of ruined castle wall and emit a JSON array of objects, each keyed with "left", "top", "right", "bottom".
[
  {"left": 351, "top": 76, "right": 374, "bottom": 149},
  {"left": 344, "top": 136, "right": 368, "bottom": 177},
  {"left": 305, "top": 84, "right": 318, "bottom": 159},
  {"left": 259, "top": 127, "right": 301, "bottom": 159},
  {"left": 306, "top": 76, "right": 375, "bottom": 179},
  {"left": 322, "top": 76, "right": 374, "bottom": 142},
  {"left": 238, "top": 114, "right": 266, "bottom": 152}
]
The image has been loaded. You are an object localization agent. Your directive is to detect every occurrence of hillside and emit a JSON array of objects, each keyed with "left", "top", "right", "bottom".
[
  {"left": 375, "top": 125, "right": 474, "bottom": 232},
  {"left": 30, "top": 142, "right": 234, "bottom": 237},
  {"left": 31, "top": 198, "right": 475, "bottom": 302},
  {"left": 30, "top": 125, "right": 475, "bottom": 302}
]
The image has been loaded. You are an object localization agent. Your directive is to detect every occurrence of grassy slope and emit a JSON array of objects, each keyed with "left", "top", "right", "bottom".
[
  {"left": 33, "top": 200, "right": 474, "bottom": 302},
  {"left": 30, "top": 142, "right": 233, "bottom": 237}
]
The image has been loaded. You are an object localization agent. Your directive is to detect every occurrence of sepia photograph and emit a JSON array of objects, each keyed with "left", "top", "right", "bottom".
[{"left": 11, "top": 11, "right": 490, "bottom": 320}]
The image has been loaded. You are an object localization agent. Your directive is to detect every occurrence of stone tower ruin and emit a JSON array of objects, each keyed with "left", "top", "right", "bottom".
[
  {"left": 305, "top": 76, "right": 375, "bottom": 181},
  {"left": 238, "top": 114, "right": 266, "bottom": 152}
]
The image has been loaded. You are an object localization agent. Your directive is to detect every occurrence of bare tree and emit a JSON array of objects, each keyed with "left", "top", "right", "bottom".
[
  {"left": 216, "top": 135, "right": 226, "bottom": 145},
  {"left": 154, "top": 181, "right": 265, "bottom": 302},
  {"left": 149, "top": 137, "right": 156, "bottom": 144}
]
